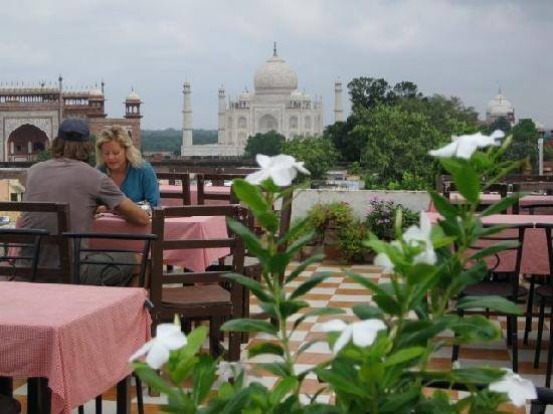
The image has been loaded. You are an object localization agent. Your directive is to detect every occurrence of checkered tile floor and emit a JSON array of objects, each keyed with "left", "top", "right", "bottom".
[{"left": 11, "top": 261, "right": 553, "bottom": 413}]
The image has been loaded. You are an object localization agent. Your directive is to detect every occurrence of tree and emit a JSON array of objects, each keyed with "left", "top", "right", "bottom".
[
  {"left": 281, "top": 136, "right": 338, "bottom": 180},
  {"left": 486, "top": 116, "right": 512, "bottom": 135},
  {"left": 244, "top": 131, "right": 285, "bottom": 158},
  {"left": 347, "top": 77, "right": 422, "bottom": 112},
  {"left": 357, "top": 105, "right": 442, "bottom": 189},
  {"left": 323, "top": 115, "right": 367, "bottom": 163},
  {"left": 503, "top": 119, "right": 539, "bottom": 173}
]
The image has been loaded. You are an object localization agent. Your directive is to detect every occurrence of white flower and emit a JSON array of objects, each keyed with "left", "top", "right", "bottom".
[
  {"left": 374, "top": 251, "right": 395, "bottom": 272},
  {"left": 321, "top": 318, "right": 387, "bottom": 353},
  {"left": 246, "top": 154, "right": 310, "bottom": 186},
  {"left": 129, "top": 323, "right": 187, "bottom": 369},
  {"left": 489, "top": 368, "right": 537, "bottom": 407},
  {"left": 428, "top": 130, "right": 504, "bottom": 159},
  {"left": 403, "top": 212, "right": 437, "bottom": 266}
]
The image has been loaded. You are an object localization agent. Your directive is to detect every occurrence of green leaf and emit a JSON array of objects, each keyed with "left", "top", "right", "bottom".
[
  {"left": 192, "top": 354, "right": 217, "bottom": 405},
  {"left": 279, "top": 299, "right": 309, "bottom": 319},
  {"left": 285, "top": 253, "right": 325, "bottom": 283},
  {"left": 352, "top": 303, "right": 384, "bottom": 320},
  {"left": 345, "top": 269, "right": 389, "bottom": 297},
  {"left": 480, "top": 194, "right": 520, "bottom": 216},
  {"left": 457, "top": 295, "right": 522, "bottom": 314},
  {"left": 293, "top": 307, "right": 344, "bottom": 330},
  {"left": 429, "top": 191, "right": 457, "bottom": 218},
  {"left": 224, "top": 273, "right": 272, "bottom": 302},
  {"left": 269, "top": 377, "right": 299, "bottom": 405},
  {"left": 133, "top": 363, "right": 177, "bottom": 396},
  {"left": 269, "top": 252, "right": 291, "bottom": 279},
  {"left": 227, "top": 219, "right": 270, "bottom": 262},
  {"left": 232, "top": 179, "right": 268, "bottom": 212},
  {"left": 373, "top": 294, "right": 402, "bottom": 316},
  {"left": 221, "top": 318, "right": 278, "bottom": 334},
  {"left": 258, "top": 362, "right": 291, "bottom": 377},
  {"left": 453, "top": 166, "right": 480, "bottom": 203},
  {"left": 247, "top": 342, "right": 285, "bottom": 358},
  {"left": 383, "top": 346, "right": 425, "bottom": 366},
  {"left": 290, "top": 271, "right": 332, "bottom": 299}
]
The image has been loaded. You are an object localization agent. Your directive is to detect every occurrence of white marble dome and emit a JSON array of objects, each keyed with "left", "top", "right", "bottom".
[
  {"left": 254, "top": 54, "right": 298, "bottom": 95},
  {"left": 89, "top": 88, "right": 103, "bottom": 97},
  {"left": 126, "top": 90, "right": 141, "bottom": 101},
  {"left": 487, "top": 92, "right": 514, "bottom": 117}
]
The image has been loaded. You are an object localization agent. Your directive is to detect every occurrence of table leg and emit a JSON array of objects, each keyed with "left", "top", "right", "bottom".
[
  {"left": 116, "top": 376, "right": 131, "bottom": 414},
  {"left": 0, "top": 376, "right": 13, "bottom": 397},
  {"left": 27, "top": 377, "right": 50, "bottom": 414}
]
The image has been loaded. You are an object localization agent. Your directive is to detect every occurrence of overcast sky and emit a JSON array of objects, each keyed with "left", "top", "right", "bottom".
[{"left": 1, "top": 0, "right": 551, "bottom": 130}]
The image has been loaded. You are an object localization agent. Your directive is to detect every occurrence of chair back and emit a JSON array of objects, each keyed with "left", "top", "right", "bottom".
[
  {"left": 0, "top": 228, "right": 49, "bottom": 281},
  {"left": 468, "top": 222, "right": 531, "bottom": 298},
  {"left": 62, "top": 232, "right": 157, "bottom": 287},
  {"left": 149, "top": 204, "right": 248, "bottom": 321},
  {"left": 157, "top": 172, "right": 191, "bottom": 205},
  {"left": 196, "top": 173, "right": 248, "bottom": 204},
  {"left": 0, "top": 202, "right": 71, "bottom": 283}
]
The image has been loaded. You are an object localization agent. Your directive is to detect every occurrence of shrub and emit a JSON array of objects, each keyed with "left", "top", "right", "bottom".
[{"left": 365, "top": 198, "right": 419, "bottom": 240}]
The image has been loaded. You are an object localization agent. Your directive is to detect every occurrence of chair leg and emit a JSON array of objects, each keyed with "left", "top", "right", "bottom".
[
  {"left": 547, "top": 305, "right": 553, "bottom": 388},
  {"left": 95, "top": 395, "right": 102, "bottom": 413},
  {"left": 524, "top": 275, "right": 536, "bottom": 344},
  {"left": 227, "top": 330, "right": 241, "bottom": 361},
  {"left": 510, "top": 315, "right": 518, "bottom": 373},
  {"left": 210, "top": 317, "right": 223, "bottom": 358},
  {"left": 135, "top": 375, "right": 144, "bottom": 414},
  {"left": 78, "top": 405, "right": 85, "bottom": 414},
  {"left": 535, "top": 299, "right": 546, "bottom": 369}
]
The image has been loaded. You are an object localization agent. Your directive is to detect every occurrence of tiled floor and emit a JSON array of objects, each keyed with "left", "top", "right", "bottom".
[{"left": 11, "top": 261, "right": 553, "bottom": 413}]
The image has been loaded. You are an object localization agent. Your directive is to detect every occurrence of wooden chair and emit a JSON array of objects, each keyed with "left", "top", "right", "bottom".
[
  {"left": 452, "top": 222, "right": 531, "bottom": 372},
  {"left": 64, "top": 232, "right": 157, "bottom": 414},
  {"left": 196, "top": 173, "right": 248, "bottom": 205},
  {"left": 157, "top": 172, "right": 192, "bottom": 205},
  {"left": 150, "top": 204, "right": 248, "bottom": 360},
  {"left": 512, "top": 182, "right": 553, "bottom": 215},
  {"left": 0, "top": 228, "right": 49, "bottom": 281},
  {"left": 0, "top": 202, "right": 71, "bottom": 283}
]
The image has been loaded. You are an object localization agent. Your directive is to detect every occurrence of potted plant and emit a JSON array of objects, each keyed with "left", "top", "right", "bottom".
[{"left": 365, "top": 198, "right": 419, "bottom": 241}]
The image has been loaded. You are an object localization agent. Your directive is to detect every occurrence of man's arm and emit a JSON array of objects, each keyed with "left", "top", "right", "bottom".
[{"left": 115, "top": 198, "right": 150, "bottom": 225}]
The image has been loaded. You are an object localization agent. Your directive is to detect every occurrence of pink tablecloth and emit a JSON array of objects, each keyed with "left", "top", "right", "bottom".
[
  {"left": 428, "top": 193, "right": 553, "bottom": 212},
  {"left": 0, "top": 282, "right": 150, "bottom": 414},
  {"left": 159, "top": 184, "right": 230, "bottom": 206},
  {"left": 92, "top": 213, "right": 230, "bottom": 271},
  {"left": 427, "top": 212, "right": 553, "bottom": 274}
]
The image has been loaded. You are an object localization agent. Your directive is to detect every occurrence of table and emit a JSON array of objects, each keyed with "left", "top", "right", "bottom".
[
  {"left": 428, "top": 193, "right": 553, "bottom": 212},
  {"left": 426, "top": 212, "right": 553, "bottom": 274},
  {"left": 0, "top": 282, "right": 150, "bottom": 414},
  {"left": 92, "top": 213, "right": 230, "bottom": 271},
  {"left": 159, "top": 184, "right": 230, "bottom": 206}
]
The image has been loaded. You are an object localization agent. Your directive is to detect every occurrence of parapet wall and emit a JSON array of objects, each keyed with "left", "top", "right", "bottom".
[{"left": 291, "top": 189, "right": 431, "bottom": 222}]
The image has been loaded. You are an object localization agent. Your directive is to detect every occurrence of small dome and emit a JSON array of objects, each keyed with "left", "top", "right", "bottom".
[
  {"left": 89, "top": 88, "right": 103, "bottom": 97},
  {"left": 487, "top": 92, "right": 514, "bottom": 116},
  {"left": 254, "top": 53, "right": 298, "bottom": 95},
  {"left": 126, "top": 90, "right": 141, "bottom": 101},
  {"left": 239, "top": 90, "right": 252, "bottom": 101}
]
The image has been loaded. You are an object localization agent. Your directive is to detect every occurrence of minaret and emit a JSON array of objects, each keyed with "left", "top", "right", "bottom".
[
  {"left": 334, "top": 78, "right": 344, "bottom": 123},
  {"left": 218, "top": 86, "right": 226, "bottom": 144},
  {"left": 58, "top": 74, "right": 64, "bottom": 121},
  {"left": 181, "top": 82, "right": 193, "bottom": 155}
]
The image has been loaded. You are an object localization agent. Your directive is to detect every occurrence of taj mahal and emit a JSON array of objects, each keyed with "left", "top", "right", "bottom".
[{"left": 180, "top": 44, "right": 345, "bottom": 157}]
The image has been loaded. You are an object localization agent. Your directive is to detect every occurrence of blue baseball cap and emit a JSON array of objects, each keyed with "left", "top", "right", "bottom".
[{"left": 58, "top": 118, "right": 90, "bottom": 141}]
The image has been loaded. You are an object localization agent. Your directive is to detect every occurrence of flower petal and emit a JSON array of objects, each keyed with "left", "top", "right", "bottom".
[
  {"left": 321, "top": 319, "right": 348, "bottom": 332},
  {"left": 351, "top": 319, "right": 386, "bottom": 347},
  {"left": 145, "top": 340, "right": 171, "bottom": 369},
  {"left": 489, "top": 369, "right": 537, "bottom": 407},
  {"left": 157, "top": 324, "right": 187, "bottom": 350},
  {"left": 333, "top": 327, "right": 353, "bottom": 353},
  {"left": 128, "top": 341, "right": 153, "bottom": 363},
  {"left": 245, "top": 170, "right": 269, "bottom": 184}
]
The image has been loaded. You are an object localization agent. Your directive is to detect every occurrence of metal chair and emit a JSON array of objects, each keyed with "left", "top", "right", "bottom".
[
  {"left": 157, "top": 172, "right": 192, "bottom": 206},
  {"left": 0, "top": 201, "right": 71, "bottom": 283},
  {"left": 63, "top": 232, "right": 157, "bottom": 414},
  {"left": 0, "top": 228, "right": 49, "bottom": 282},
  {"left": 150, "top": 204, "right": 248, "bottom": 360},
  {"left": 452, "top": 222, "right": 531, "bottom": 372}
]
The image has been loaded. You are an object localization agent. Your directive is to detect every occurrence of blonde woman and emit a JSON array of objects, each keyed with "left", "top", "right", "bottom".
[{"left": 96, "top": 126, "right": 160, "bottom": 207}]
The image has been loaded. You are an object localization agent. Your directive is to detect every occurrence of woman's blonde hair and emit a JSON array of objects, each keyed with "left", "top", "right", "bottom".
[{"left": 95, "top": 126, "right": 143, "bottom": 168}]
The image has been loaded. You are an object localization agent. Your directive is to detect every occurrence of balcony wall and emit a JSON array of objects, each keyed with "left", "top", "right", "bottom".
[{"left": 291, "top": 189, "right": 431, "bottom": 222}]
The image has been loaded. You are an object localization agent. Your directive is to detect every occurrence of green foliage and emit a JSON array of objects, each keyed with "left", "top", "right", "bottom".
[
  {"left": 303, "top": 202, "right": 355, "bottom": 240},
  {"left": 502, "top": 119, "right": 539, "bottom": 173},
  {"left": 347, "top": 77, "right": 422, "bottom": 112},
  {"left": 282, "top": 135, "right": 338, "bottom": 180},
  {"left": 365, "top": 198, "right": 419, "bottom": 240},
  {"left": 336, "top": 219, "right": 370, "bottom": 263},
  {"left": 244, "top": 130, "right": 286, "bottom": 157},
  {"left": 358, "top": 105, "right": 442, "bottom": 189},
  {"left": 141, "top": 128, "right": 218, "bottom": 154}
]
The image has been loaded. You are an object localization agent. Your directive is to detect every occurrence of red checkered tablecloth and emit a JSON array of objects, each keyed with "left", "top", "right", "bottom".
[{"left": 0, "top": 282, "right": 151, "bottom": 414}]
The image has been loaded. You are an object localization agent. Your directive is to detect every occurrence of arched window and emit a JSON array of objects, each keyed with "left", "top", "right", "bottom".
[
  {"left": 238, "top": 117, "right": 247, "bottom": 129},
  {"left": 289, "top": 116, "right": 298, "bottom": 129}
]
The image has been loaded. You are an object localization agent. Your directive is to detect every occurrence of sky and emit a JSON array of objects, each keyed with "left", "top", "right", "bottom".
[{"left": 1, "top": 0, "right": 551, "bottom": 130}]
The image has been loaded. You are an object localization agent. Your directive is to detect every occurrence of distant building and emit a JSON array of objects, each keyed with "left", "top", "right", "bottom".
[
  {"left": 181, "top": 44, "right": 343, "bottom": 157},
  {"left": 0, "top": 76, "right": 142, "bottom": 162},
  {"left": 486, "top": 89, "right": 515, "bottom": 125}
]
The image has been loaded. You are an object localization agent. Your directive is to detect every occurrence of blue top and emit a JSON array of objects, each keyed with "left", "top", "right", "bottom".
[{"left": 100, "top": 162, "right": 161, "bottom": 207}]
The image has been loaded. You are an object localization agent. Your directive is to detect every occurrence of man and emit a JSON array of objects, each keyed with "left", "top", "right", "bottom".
[{"left": 21, "top": 118, "right": 150, "bottom": 282}]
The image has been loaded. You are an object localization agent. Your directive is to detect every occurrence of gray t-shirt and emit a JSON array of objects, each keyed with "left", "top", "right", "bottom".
[{"left": 21, "top": 158, "right": 126, "bottom": 276}]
